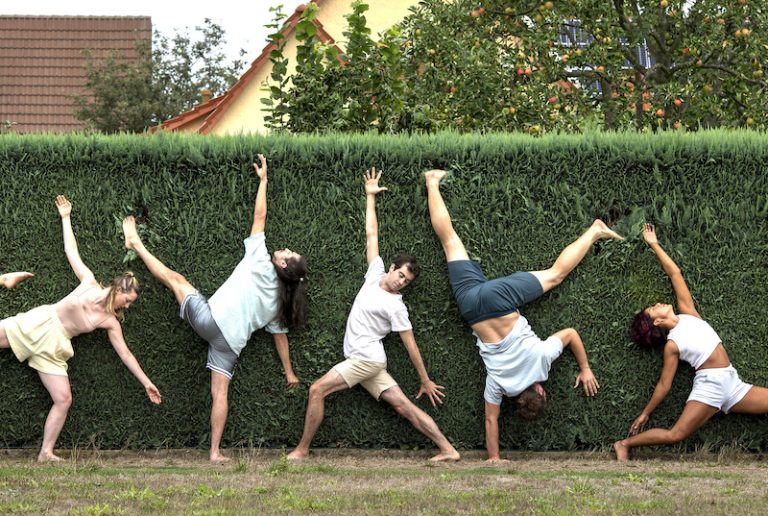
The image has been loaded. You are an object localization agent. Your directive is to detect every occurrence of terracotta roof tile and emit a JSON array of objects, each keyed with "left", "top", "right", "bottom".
[{"left": 0, "top": 16, "right": 151, "bottom": 133}]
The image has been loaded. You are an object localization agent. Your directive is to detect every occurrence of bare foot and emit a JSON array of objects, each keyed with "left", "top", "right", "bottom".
[
  {"left": 286, "top": 449, "right": 309, "bottom": 461},
  {"left": 37, "top": 452, "right": 63, "bottom": 463},
  {"left": 424, "top": 169, "right": 447, "bottom": 186},
  {"left": 484, "top": 457, "right": 510, "bottom": 465},
  {"left": 209, "top": 452, "right": 230, "bottom": 464},
  {"left": 430, "top": 450, "right": 461, "bottom": 462},
  {"left": 613, "top": 440, "right": 630, "bottom": 462},
  {"left": 592, "top": 219, "right": 624, "bottom": 241},
  {"left": 122, "top": 216, "right": 141, "bottom": 250},
  {"left": 1, "top": 272, "right": 34, "bottom": 289}
]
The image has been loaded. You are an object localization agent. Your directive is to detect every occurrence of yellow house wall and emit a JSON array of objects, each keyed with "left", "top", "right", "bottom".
[
  {"left": 318, "top": 0, "right": 419, "bottom": 42},
  {"left": 208, "top": 0, "right": 419, "bottom": 135}
]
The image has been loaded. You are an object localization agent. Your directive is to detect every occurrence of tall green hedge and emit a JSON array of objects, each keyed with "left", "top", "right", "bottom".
[{"left": 0, "top": 131, "right": 766, "bottom": 452}]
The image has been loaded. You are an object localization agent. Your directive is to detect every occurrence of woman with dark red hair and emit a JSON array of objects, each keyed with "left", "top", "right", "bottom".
[{"left": 614, "top": 223, "right": 768, "bottom": 461}]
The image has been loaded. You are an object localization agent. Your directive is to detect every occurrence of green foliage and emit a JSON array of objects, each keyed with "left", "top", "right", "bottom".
[
  {"left": 0, "top": 131, "right": 766, "bottom": 453},
  {"left": 73, "top": 19, "right": 246, "bottom": 133},
  {"left": 266, "top": 0, "right": 768, "bottom": 133},
  {"left": 263, "top": 1, "right": 406, "bottom": 132}
]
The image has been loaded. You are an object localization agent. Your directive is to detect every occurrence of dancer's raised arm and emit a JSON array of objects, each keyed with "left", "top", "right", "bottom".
[
  {"left": 364, "top": 167, "right": 387, "bottom": 265},
  {"left": 643, "top": 224, "right": 698, "bottom": 318},
  {"left": 251, "top": 154, "right": 269, "bottom": 235},
  {"left": 55, "top": 195, "right": 94, "bottom": 283}
]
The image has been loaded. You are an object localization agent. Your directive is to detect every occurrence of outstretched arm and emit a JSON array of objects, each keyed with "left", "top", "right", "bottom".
[
  {"left": 272, "top": 333, "right": 300, "bottom": 388},
  {"left": 643, "top": 224, "right": 699, "bottom": 317},
  {"left": 105, "top": 320, "right": 162, "bottom": 404},
  {"left": 251, "top": 154, "right": 269, "bottom": 235},
  {"left": 364, "top": 167, "right": 388, "bottom": 265},
  {"left": 484, "top": 401, "right": 507, "bottom": 462},
  {"left": 628, "top": 342, "right": 679, "bottom": 435},
  {"left": 55, "top": 196, "right": 95, "bottom": 283},
  {"left": 399, "top": 330, "right": 445, "bottom": 407},
  {"left": 554, "top": 328, "right": 599, "bottom": 396}
]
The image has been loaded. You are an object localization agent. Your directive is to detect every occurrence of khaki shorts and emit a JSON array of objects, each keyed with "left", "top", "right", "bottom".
[{"left": 333, "top": 358, "right": 398, "bottom": 400}]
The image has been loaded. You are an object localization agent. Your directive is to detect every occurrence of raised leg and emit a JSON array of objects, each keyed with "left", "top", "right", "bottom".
[
  {"left": 122, "top": 216, "right": 196, "bottom": 305},
  {"left": 209, "top": 371, "right": 231, "bottom": 463},
  {"left": 425, "top": 170, "right": 469, "bottom": 262},
  {"left": 0, "top": 272, "right": 34, "bottom": 289},
  {"left": 379, "top": 386, "right": 460, "bottom": 461},
  {"left": 37, "top": 372, "right": 73, "bottom": 462},
  {"left": 286, "top": 369, "right": 349, "bottom": 460},
  {"left": 613, "top": 401, "right": 718, "bottom": 461},
  {"left": 530, "top": 220, "right": 623, "bottom": 293}
]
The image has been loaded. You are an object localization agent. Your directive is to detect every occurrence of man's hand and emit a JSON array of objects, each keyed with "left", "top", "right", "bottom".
[
  {"left": 574, "top": 368, "right": 600, "bottom": 396},
  {"left": 285, "top": 372, "right": 300, "bottom": 389},
  {"left": 253, "top": 154, "right": 268, "bottom": 181},
  {"left": 55, "top": 195, "right": 72, "bottom": 218},
  {"left": 363, "top": 167, "right": 388, "bottom": 196},
  {"left": 642, "top": 223, "right": 658, "bottom": 246},
  {"left": 416, "top": 379, "right": 446, "bottom": 407}
]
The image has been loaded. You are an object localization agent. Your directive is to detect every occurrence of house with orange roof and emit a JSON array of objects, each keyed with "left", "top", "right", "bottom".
[
  {"left": 157, "top": 0, "right": 419, "bottom": 135},
  {"left": 0, "top": 16, "right": 151, "bottom": 133}
]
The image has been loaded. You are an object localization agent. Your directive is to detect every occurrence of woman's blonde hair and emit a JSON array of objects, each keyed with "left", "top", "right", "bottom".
[{"left": 105, "top": 271, "right": 140, "bottom": 320}]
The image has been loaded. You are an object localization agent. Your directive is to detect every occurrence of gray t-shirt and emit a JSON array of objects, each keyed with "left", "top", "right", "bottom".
[
  {"left": 209, "top": 232, "right": 286, "bottom": 356},
  {"left": 478, "top": 315, "right": 563, "bottom": 405}
]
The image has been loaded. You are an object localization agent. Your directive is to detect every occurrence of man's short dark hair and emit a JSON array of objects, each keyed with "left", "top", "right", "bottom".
[{"left": 391, "top": 253, "right": 421, "bottom": 279}]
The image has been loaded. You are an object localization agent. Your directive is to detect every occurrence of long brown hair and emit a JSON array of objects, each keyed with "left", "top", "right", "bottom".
[
  {"left": 105, "top": 271, "right": 140, "bottom": 321},
  {"left": 274, "top": 257, "right": 308, "bottom": 330}
]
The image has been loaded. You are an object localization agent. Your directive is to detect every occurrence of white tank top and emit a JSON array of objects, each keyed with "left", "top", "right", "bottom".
[{"left": 667, "top": 314, "right": 721, "bottom": 369}]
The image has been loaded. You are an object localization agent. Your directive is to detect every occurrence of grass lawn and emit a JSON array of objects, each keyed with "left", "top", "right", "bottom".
[{"left": 0, "top": 449, "right": 767, "bottom": 514}]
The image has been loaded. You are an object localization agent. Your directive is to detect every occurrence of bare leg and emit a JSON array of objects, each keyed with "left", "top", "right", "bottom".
[
  {"left": 287, "top": 369, "right": 349, "bottom": 460},
  {"left": 0, "top": 272, "right": 34, "bottom": 289},
  {"left": 425, "top": 170, "right": 470, "bottom": 262},
  {"left": 37, "top": 372, "right": 73, "bottom": 462},
  {"left": 531, "top": 219, "right": 624, "bottom": 293},
  {"left": 730, "top": 386, "right": 768, "bottom": 414},
  {"left": 613, "top": 401, "right": 718, "bottom": 461},
  {"left": 379, "top": 386, "right": 460, "bottom": 462},
  {"left": 210, "top": 372, "right": 231, "bottom": 463},
  {"left": 122, "top": 216, "right": 196, "bottom": 305}
]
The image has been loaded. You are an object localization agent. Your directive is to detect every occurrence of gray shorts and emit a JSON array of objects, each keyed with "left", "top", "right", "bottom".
[{"left": 180, "top": 292, "right": 237, "bottom": 379}]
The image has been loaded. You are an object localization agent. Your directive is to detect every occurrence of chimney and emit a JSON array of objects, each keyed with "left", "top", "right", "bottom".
[{"left": 201, "top": 89, "right": 212, "bottom": 104}]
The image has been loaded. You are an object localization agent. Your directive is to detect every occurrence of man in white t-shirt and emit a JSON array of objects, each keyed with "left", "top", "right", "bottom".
[{"left": 287, "top": 168, "right": 460, "bottom": 462}]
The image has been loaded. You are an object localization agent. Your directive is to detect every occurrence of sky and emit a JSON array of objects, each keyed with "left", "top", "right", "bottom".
[{"left": 7, "top": 1, "right": 306, "bottom": 63}]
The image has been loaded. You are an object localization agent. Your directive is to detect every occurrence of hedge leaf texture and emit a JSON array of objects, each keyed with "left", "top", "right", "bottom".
[{"left": 0, "top": 131, "right": 766, "bottom": 452}]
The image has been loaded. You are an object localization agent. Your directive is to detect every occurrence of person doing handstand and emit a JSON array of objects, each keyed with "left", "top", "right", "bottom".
[
  {"left": 123, "top": 155, "right": 306, "bottom": 463},
  {"left": 287, "top": 168, "right": 460, "bottom": 462},
  {"left": 425, "top": 169, "right": 622, "bottom": 462}
]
